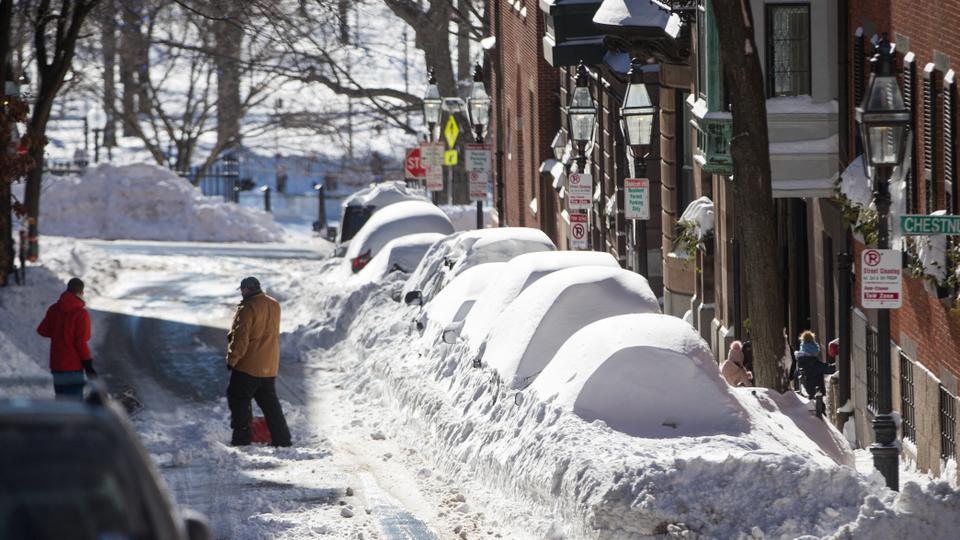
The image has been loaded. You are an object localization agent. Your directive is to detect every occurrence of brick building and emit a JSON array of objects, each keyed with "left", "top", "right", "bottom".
[{"left": 842, "top": 0, "right": 960, "bottom": 476}]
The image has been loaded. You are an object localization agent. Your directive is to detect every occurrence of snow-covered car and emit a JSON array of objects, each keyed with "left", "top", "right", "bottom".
[
  {"left": 457, "top": 250, "right": 619, "bottom": 347},
  {"left": 415, "top": 262, "right": 506, "bottom": 340},
  {"left": 0, "top": 387, "right": 212, "bottom": 540},
  {"left": 355, "top": 232, "right": 446, "bottom": 283},
  {"left": 336, "top": 181, "right": 430, "bottom": 250},
  {"left": 478, "top": 266, "right": 661, "bottom": 389},
  {"left": 345, "top": 201, "right": 454, "bottom": 273},
  {"left": 401, "top": 227, "right": 556, "bottom": 306}
]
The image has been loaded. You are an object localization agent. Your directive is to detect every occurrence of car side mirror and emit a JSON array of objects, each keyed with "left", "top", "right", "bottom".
[
  {"left": 404, "top": 290, "right": 422, "bottom": 306},
  {"left": 182, "top": 509, "right": 212, "bottom": 540},
  {"left": 441, "top": 324, "right": 462, "bottom": 344}
]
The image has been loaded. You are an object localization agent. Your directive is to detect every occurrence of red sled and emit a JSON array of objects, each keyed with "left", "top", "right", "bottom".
[{"left": 250, "top": 416, "right": 272, "bottom": 444}]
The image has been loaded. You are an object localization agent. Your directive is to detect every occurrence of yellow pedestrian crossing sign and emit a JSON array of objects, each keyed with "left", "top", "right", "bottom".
[
  {"left": 444, "top": 115, "right": 460, "bottom": 148},
  {"left": 444, "top": 150, "right": 458, "bottom": 165}
]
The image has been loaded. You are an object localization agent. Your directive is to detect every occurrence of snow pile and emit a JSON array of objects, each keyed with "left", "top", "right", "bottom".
[
  {"left": 343, "top": 200, "right": 454, "bottom": 262},
  {"left": 678, "top": 196, "right": 715, "bottom": 239},
  {"left": 915, "top": 210, "right": 950, "bottom": 283},
  {"left": 40, "top": 164, "right": 284, "bottom": 242},
  {"left": 481, "top": 267, "right": 660, "bottom": 389},
  {"left": 840, "top": 157, "right": 873, "bottom": 207},
  {"left": 438, "top": 204, "right": 495, "bottom": 231}
]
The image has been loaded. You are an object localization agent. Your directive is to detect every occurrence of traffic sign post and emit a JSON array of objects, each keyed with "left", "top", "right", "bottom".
[
  {"left": 860, "top": 248, "right": 902, "bottom": 309},
  {"left": 405, "top": 147, "right": 426, "bottom": 180},
  {"left": 568, "top": 173, "right": 593, "bottom": 210},
  {"left": 624, "top": 178, "right": 650, "bottom": 220},
  {"left": 899, "top": 214, "right": 960, "bottom": 235}
]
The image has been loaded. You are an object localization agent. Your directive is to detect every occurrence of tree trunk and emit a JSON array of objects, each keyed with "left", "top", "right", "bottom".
[
  {"left": 337, "top": 0, "right": 349, "bottom": 45},
  {"left": 712, "top": 0, "right": 787, "bottom": 391},
  {"left": 214, "top": 5, "right": 243, "bottom": 155},
  {"left": 457, "top": 0, "right": 470, "bottom": 83},
  {"left": 101, "top": 0, "right": 117, "bottom": 147},
  {"left": 119, "top": 0, "right": 141, "bottom": 135},
  {"left": 0, "top": 0, "right": 12, "bottom": 285}
]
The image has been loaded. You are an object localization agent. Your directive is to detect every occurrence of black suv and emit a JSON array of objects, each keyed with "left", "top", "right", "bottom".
[{"left": 0, "top": 386, "right": 210, "bottom": 540}]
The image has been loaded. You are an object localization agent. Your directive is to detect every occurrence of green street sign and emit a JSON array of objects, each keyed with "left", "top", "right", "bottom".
[{"left": 899, "top": 214, "right": 960, "bottom": 235}]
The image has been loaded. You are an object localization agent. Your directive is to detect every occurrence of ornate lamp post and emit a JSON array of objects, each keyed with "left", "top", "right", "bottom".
[
  {"left": 856, "top": 36, "right": 910, "bottom": 492},
  {"left": 422, "top": 68, "right": 442, "bottom": 141},
  {"left": 467, "top": 63, "right": 491, "bottom": 229},
  {"left": 620, "top": 57, "right": 656, "bottom": 276},
  {"left": 568, "top": 61, "right": 597, "bottom": 172}
]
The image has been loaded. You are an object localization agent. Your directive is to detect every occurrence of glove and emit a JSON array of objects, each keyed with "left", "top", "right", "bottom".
[
  {"left": 82, "top": 360, "right": 97, "bottom": 378},
  {"left": 226, "top": 363, "right": 233, "bottom": 371}
]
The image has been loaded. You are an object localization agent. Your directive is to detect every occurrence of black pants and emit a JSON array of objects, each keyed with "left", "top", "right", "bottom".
[{"left": 226, "top": 370, "right": 291, "bottom": 447}]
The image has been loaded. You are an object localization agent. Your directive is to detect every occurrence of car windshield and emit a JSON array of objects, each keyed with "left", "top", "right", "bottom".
[
  {"left": 0, "top": 422, "right": 156, "bottom": 540},
  {"left": 340, "top": 206, "right": 375, "bottom": 243}
]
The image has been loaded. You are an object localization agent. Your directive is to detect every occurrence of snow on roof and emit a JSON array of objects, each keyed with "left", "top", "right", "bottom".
[
  {"left": 341, "top": 180, "right": 428, "bottom": 209},
  {"left": 593, "top": 0, "right": 674, "bottom": 30},
  {"left": 355, "top": 232, "right": 446, "bottom": 283},
  {"left": 461, "top": 251, "right": 619, "bottom": 347},
  {"left": 422, "top": 262, "right": 507, "bottom": 335},
  {"left": 482, "top": 267, "right": 660, "bottom": 389},
  {"left": 402, "top": 227, "right": 555, "bottom": 304},
  {"left": 39, "top": 163, "right": 284, "bottom": 242},
  {"left": 530, "top": 313, "right": 750, "bottom": 438},
  {"left": 344, "top": 201, "right": 454, "bottom": 261}
]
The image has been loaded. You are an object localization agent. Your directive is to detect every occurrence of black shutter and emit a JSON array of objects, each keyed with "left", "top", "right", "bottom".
[
  {"left": 903, "top": 53, "right": 918, "bottom": 213},
  {"left": 854, "top": 29, "right": 865, "bottom": 155},
  {"left": 945, "top": 71, "right": 956, "bottom": 215},
  {"left": 923, "top": 64, "right": 940, "bottom": 212}
]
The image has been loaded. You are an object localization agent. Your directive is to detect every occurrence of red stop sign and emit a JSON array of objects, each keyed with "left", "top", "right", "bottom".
[{"left": 405, "top": 147, "right": 426, "bottom": 179}]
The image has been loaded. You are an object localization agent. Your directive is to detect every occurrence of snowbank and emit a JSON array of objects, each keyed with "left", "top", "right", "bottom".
[
  {"left": 481, "top": 267, "right": 660, "bottom": 389},
  {"left": 39, "top": 163, "right": 284, "bottom": 242}
]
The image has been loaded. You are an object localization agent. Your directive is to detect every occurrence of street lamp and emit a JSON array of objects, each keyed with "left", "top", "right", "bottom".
[
  {"left": 568, "top": 61, "right": 597, "bottom": 172},
  {"left": 422, "top": 67, "right": 442, "bottom": 140},
  {"left": 467, "top": 63, "right": 491, "bottom": 229},
  {"left": 620, "top": 57, "right": 656, "bottom": 277},
  {"left": 856, "top": 35, "right": 910, "bottom": 492}
]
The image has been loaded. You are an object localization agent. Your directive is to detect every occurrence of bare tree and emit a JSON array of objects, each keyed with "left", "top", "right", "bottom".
[
  {"left": 712, "top": 0, "right": 787, "bottom": 390},
  {"left": 99, "top": 0, "right": 116, "bottom": 146},
  {"left": 22, "top": 0, "right": 100, "bottom": 262}
]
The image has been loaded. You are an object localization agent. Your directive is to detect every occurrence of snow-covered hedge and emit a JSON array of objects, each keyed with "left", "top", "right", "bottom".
[{"left": 39, "top": 163, "right": 285, "bottom": 242}]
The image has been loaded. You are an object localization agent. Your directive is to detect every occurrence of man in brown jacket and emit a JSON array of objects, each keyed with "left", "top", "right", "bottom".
[{"left": 225, "top": 276, "right": 291, "bottom": 446}]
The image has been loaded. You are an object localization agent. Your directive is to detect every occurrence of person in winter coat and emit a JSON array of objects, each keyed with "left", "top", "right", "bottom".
[
  {"left": 225, "top": 276, "right": 292, "bottom": 447},
  {"left": 720, "top": 340, "right": 753, "bottom": 387},
  {"left": 795, "top": 330, "right": 827, "bottom": 397},
  {"left": 37, "top": 277, "right": 96, "bottom": 399}
]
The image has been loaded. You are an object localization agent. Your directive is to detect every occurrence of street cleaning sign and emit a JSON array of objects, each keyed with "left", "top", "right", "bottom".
[
  {"left": 570, "top": 212, "right": 589, "bottom": 249},
  {"left": 624, "top": 178, "right": 650, "bottom": 220},
  {"left": 420, "top": 142, "right": 445, "bottom": 191},
  {"left": 468, "top": 171, "right": 487, "bottom": 201},
  {"left": 568, "top": 173, "right": 593, "bottom": 210},
  {"left": 899, "top": 214, "right": 960, "bottom": 235},
  {"left": 860, "top": 248, "right": 902, "bottom": 309}
]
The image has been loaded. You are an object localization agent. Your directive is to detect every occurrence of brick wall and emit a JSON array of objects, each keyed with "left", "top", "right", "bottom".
[{"left": 490, "top": 0, "right": 560, "bottom": 230}]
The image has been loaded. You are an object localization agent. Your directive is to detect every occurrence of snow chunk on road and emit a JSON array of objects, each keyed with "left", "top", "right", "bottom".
[
  {"left": 482, "top": 267, "right": 660, "bottom": 389},
  {"left": 531, "top": 313, "right": 748, "bottom": 438},
  {"left": 39, "top": 163, "right": 284, "bottom": 242}
]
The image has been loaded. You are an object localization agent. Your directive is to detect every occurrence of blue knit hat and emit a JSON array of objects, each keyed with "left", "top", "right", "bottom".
[{"left": 799, "top": 340, "right": 820, "bottom": 356}]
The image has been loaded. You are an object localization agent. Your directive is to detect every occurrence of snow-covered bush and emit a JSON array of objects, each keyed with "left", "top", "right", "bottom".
[{"left": 673, "top": 196, "right": 714, "bottom": 260}]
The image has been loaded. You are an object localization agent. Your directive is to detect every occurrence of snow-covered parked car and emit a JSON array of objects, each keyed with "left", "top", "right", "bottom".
[
  {"left": 478, "top": 266, "right": 660, "bottom": 389},
  {"left": 345, "top": 201, "right": 454, "bottom": 273},
  {"left": 414, "top": 262, "right": 506, "bottom": 340},
  {"left": 402, "top": 227, "right": 555, "bottom": 306},
  {"left": 355, "top": 232, "right": 446, "bottom": 283},
  {"left": 337, "top": 181, "right": 430, "bottom": 252},
  {"left": 457, "top": 250, "right": 619, "bottom": 347}
]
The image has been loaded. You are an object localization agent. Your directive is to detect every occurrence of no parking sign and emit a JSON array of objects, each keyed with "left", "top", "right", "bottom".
[{"left": 570, "top": 213, "right": 588, "bottom": 249}]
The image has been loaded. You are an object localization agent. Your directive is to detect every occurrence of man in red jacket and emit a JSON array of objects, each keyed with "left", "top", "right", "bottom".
[{"left": 37, "top": 277, "right": 97, "bottom": 399}]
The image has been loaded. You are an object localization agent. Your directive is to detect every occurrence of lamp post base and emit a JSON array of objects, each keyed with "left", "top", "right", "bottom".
[{"left": 870, "top": 413, "right": 900, "bottom": 491}]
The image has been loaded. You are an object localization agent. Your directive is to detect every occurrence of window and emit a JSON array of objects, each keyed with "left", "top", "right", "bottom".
[
  {"left": 866, "top": 326, "right": 879, "bottom": 413},
  {"left": 766, "top": 4, "right": 811, "bottom": 97},
  {"left": 899, "top": 352, "right": 916, "bottom": 442},
  {"left": 940, "top": 385, "right": 957, "bottom": 461}
]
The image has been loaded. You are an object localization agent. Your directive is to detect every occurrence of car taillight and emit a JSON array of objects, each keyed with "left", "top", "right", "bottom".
[{"left": 351, "top": 250, "right": 371, "bottom": 272}]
